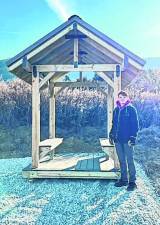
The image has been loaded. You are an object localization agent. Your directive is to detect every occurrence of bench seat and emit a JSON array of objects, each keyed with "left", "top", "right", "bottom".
[{"left": 39, "top": 138, "right": 63, "bottom": 163}]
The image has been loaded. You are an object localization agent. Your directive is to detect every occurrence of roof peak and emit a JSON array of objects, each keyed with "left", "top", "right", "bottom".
[{"left": 68, "top": 15, "right": 82, "bottom": 21}]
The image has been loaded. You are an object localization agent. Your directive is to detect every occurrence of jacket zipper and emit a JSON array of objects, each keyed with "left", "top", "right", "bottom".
[{"left": 116, "top": 108, "right": 121, "bottom": 139}]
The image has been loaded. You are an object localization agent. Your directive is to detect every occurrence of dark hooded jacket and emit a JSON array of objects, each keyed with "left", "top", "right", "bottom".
[{"left": 110, "top": 100, "right": 139, "bottom": 143}]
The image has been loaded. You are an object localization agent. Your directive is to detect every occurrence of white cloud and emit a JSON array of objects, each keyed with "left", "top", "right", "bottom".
[{"left": 45, "top": 0, "right": 71, "bottom": 21}]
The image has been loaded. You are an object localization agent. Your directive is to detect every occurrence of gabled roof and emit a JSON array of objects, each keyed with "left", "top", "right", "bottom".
[{"left": 7, "top": 15, "right": 145, "bottom": 87}]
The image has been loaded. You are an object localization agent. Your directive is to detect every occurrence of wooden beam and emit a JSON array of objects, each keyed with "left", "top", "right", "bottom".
[
  {"left": 96, "top": 72, "right": 114, "bottom": 88},
  {"left": 49, "top": 83, "right": 55, "bottom": 138},
  {"left": 123, "top": 55, "right": 129, "bottom": 71},
  {"left": 39, "top": 72, "right": 56, "bottom": 89},
  {"left": 36, "top": 64, "right": 117, "bottom": 72},
  {"left": 107, "top": 86, "right": 113, "bottom": 137},
  {"left": 22, "top": 168, "right": 120, "bottom": 179},
  {"left": 55, "top": 86, "right": 67, "bottom": 97},
  {"left": 114, "top": 66, "right": 122, "bottom": 107},
  {"left": 79, "top": 71, "right": 83, "bottom": 81},
  {"left": 81, "top": 55, "right": 116, "bottom": 86},
  {"left": 22, "top": 56, "right": 32, "bottom": 72},
  {"left": 80, "top": 55, "right": 113, "bottom": 84},
  {"left": 32, "top": 66, "right": 40, "bottom": 168},
  {"left": 65, "top": 34, "right": 87, "bottom": 39},
  {"left": 54, "top": 82, "right": 72, "bottom": 87},
  {"left": 47, "top": 57, "right": 73, "bottom": 82},
  {"left": 74, "top": 38, "right": 78, "bottom": 67},
  {"left": 51, "top": 72, "right": 69, "bottom": 82},
  {"left": 128, "top": 58, "right": 144, "bottom": 70},
  {"left": 54, "top": 81, "right": 107, "bottom": 88}
]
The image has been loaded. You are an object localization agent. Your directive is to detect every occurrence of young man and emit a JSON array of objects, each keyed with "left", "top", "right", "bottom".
[{"left": 109, "top": 90, "right": 139, "bottom": 191}]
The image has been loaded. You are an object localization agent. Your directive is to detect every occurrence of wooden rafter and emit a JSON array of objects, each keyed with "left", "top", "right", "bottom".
[
  {"left": 82, "top": 38, "right": 123, "bottom": 64},
  {"left": 80, "top": 51, "right": 108, "bottom": 65},
  {"left": 77, "top": 24, "right": 124, "bottom": 59},
  {"left": 33, "top": 39, "right": 72, "bottom": 64},
  {"left": 79, "top": 40, "right": 117, "bottom": 64},
  {"left": 36, "top": 41, "right": 73, "bottom": 65},
  {"left": 8, "top": 25, "right": 73, "bottom": 71}
]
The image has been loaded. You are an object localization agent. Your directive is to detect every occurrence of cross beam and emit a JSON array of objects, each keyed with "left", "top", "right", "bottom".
[
  {"left": 53, "top": 81, "right": 107, "bottom": 88},
  {"left": 36, "top": 64, "right": 120, "bottom": 72}
]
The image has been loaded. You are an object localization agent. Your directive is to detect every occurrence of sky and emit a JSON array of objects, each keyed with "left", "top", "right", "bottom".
[{"left": 0, "top": 0, "right": 160, "bottom": 60}]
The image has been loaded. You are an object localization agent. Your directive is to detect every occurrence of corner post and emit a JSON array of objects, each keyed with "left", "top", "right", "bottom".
[
  {"left": 107, "top": 86, "right": 113, "bottom": 137},
  {"left": 32, "top": 65, "right": 40, "bottom": 168},
  {"left": 114, "top": 65, "right": 122, "bottom": 107},
  {"left": 49, "top": 82, "right": 55, "bottom": 138},
  {"left": 113, "top": 65, "right": 122, "bottom": 169}
]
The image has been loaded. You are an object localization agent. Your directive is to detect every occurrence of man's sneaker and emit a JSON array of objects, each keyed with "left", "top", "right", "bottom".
[
  {"left": 114, "top": 180, "right": 128, "bottom": 187},
  {"left": 127, "top": 182, "right": 137, "bottom": 191}
]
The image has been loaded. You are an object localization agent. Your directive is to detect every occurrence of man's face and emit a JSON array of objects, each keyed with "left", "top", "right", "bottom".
[{"left": 118, "top": 94, "right": 128, "bottom": 105}]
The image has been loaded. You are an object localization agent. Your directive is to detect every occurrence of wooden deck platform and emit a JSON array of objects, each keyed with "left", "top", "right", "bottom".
[{"left": 22, "top": 152, "right": 120, "bottom": 179}]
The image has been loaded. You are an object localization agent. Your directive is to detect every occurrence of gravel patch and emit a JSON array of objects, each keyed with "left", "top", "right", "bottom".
[{"left": 0, "top": 158, "right": 160, "bottom": 225}]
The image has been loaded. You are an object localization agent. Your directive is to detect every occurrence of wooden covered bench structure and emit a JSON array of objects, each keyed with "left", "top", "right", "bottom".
[{"left": 7, "top": 15, "right": 145, "bottom": 179}]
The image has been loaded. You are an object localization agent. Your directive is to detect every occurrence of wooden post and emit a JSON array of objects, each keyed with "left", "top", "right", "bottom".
[
  {"left": 32, "top": 66, "right": 40, "bottom": 168},
  {"left": 74, "top": 38, "right": 78, "bottom": 67},
  {"left": 49, "top": 82, "right": 55, "bottom": 138},
  {"left": 114, "top": 65, "right": 121, "bottom": 107},
  {"left": 79, "top": 71, "right": 82, "bottom": 81},
  {"left": 113, "top": 65, "right": 121, "bottom": 169},
  {"left": 107, "top": 86, "right": 113, "bottom": 137}
]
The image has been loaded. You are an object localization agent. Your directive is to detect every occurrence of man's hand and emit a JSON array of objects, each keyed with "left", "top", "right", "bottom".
[
  {"left": 109, "top": 133, "right": 114, "bottom": 145},
  {"left": 109, "top": 137, "right": 114, "bottom": 145},
  {"left": 128, "top": 136, "right": 136, "bottom": 146}
]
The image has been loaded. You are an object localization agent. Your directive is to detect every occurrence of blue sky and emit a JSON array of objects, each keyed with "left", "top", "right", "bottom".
[{"left": 0, "top": 0, "right": 160, "bottom": 60}]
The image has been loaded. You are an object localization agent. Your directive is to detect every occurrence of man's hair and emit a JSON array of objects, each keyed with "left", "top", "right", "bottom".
[{"left": 118, "top": 90, "right": 128, "bottom": 97}]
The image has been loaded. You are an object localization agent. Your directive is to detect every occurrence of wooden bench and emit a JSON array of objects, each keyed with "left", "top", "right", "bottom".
[
  {"left": 99, "top": 138, "right": 119, "bottom": 169},
  {"left": 39, "top": 138, "right": 63, "bottom": 163}
]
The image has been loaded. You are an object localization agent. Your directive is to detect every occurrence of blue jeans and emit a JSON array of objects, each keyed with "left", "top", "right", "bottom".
[{"left": 115, "top": 142, "right": 136, "bottom": 183}]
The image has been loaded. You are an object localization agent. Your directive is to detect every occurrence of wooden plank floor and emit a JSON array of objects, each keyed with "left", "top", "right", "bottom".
[
  {"left": 75, "top": 157, "right": 99, "bottom": 171},
  {"left": 37, "top": 152, "right": 114, "bottom": 172},
  {"left": 22, "top": 152, "right": 120, "bottom": 179}
]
